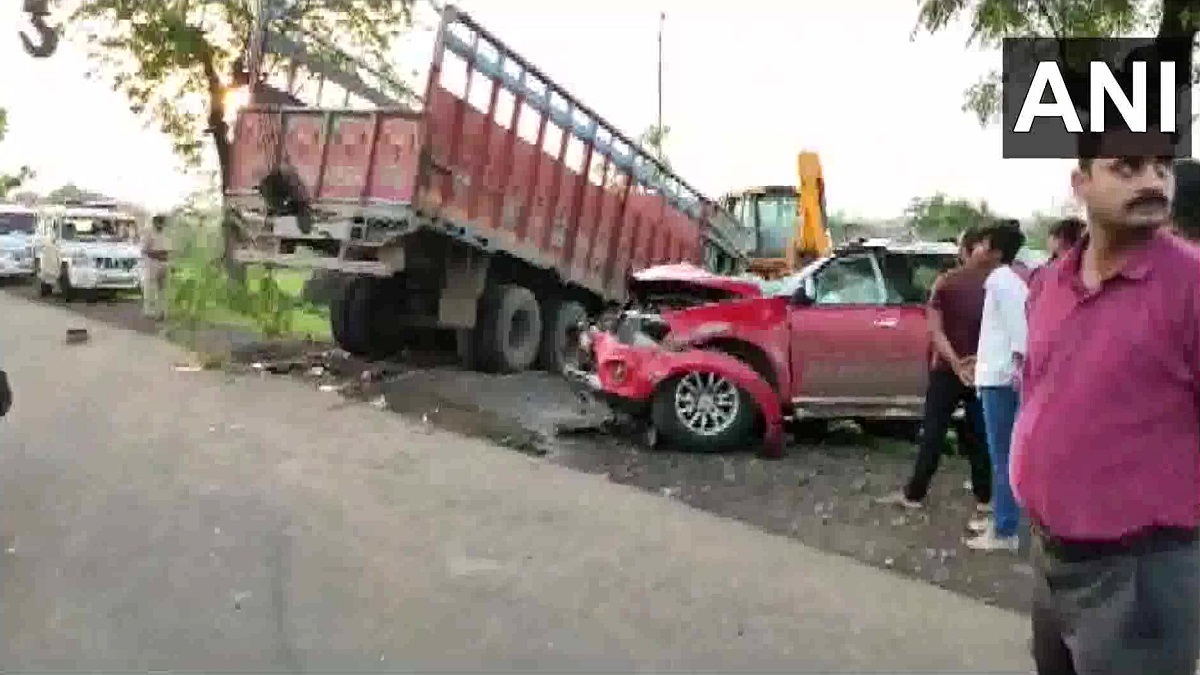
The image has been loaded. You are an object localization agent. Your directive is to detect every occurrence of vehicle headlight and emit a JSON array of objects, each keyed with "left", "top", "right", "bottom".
[{"left": 70, "top": 253, "right": 90, "bottom": 266}]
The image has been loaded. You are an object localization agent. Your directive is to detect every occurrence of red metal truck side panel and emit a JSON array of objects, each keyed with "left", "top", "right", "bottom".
[
  {"left": 571, "top": 177, "right": 604, "bottom": 284},
  {"left": 314, "top": 114, "right": 369, "bottom": 201},
  {"left": 228, "top": 109, "right": 422, "bottom": 205},
  {"left": 229, "top": 111, "right": 276, "bottom": 195},
  {"left": 364, "top": 115, "right": 422, "bottom": 204}
]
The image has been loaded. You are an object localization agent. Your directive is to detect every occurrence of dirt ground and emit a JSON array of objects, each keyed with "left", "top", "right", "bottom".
[{"left": 2, "top": 281, "right": 1036, "bottom": 614}]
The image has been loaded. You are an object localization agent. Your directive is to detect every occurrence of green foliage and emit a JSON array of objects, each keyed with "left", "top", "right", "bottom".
[
  {"left": 905, "top": 192, "right": 995, "bottom": 241},
  {"left": 0, "top": 107, "right": 35, "bottom": 199},
  {"left": 68, "top": 0, "right": 417, "bottom": 170},
  {"left": 912, "top": 0, "right": 1193, "bottom": 125},
  {"left": 639, "top": 123, "right": 672, "bottom": 170},
  {"left": 827, "top": 210, "right": 852, "bottom": 243},
  {"left": 165, "top": 218, "right": 326, "bottom": 339}
]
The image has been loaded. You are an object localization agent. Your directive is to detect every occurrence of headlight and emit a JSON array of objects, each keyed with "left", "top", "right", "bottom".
[{"left": 69, "top": 253, "right": 90, "bottom": 266}]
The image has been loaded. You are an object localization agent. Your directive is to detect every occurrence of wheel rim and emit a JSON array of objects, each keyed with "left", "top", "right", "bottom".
[{"left": 673, "top": 371, "right": 740, "bottom": 437}]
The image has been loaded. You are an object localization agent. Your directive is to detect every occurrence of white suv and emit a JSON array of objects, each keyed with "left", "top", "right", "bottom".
[
  {"left": 33, "top": 204, "right": 142, "bottom": 300},
  {"left": 0, "top": 204, "right": 36, "bottom": 280}
]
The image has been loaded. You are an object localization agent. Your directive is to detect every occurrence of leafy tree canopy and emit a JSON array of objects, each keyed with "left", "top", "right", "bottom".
[
  {"left": 68, "top": 0, "right": 417, "bottom": 187},
  {"left": 913, "top": 0, "right": 1199, "bottom": 125},
  {"left": 0, "top": 108, "right": 35, "bottom": 200},
  {"left": 905, "top": 192, "right": 995, "bottom": 240}
]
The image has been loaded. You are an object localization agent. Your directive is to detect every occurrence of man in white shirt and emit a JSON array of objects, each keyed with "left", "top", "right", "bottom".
[{"left": 966, "top": 221, "right": 1028, "bottom": 552}]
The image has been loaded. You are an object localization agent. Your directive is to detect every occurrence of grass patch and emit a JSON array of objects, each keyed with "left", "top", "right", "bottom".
[{"left": 165, "top": 220, "right": 331, "bottom": 341}]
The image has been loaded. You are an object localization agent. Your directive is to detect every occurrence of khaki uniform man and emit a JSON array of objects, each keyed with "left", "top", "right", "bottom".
[{"left": 140, "top": 215, "right": 170, "bottom": 320}]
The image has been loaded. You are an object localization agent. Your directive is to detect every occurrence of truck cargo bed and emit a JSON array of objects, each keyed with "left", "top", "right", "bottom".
[{"left": 227, "top": 5, "right": 744, "bottom": 302}]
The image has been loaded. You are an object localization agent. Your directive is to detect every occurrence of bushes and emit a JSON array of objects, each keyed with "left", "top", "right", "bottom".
[{"left": 165, "top": 220, "right": 328, "bottom": 339}]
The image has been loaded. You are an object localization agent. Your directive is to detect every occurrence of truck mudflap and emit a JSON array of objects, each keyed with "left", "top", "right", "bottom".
[{"left": 566, "top": 330, "right": 784, "bottom": 457}]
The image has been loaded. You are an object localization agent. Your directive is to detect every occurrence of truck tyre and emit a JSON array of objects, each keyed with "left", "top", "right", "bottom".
[
  {"left": 337, "top": 276, "right": 406, "bottom": 360},
  {"left": 302, "top": 270, "right": 344, "bottom": 307},
  {"left": 538, "top": 299, "right": 587, "bottom": 374},
  {"left": 476, "top": 284, "right": 542, "bottom": 373},
  {"left": 333, "top": 278, "right": 379, "bottom": 358},
  {"left": 329, "top": 279, "right": 357, "bottom": 354},
  {"left": 651, "top": 371, "right": 756, "bottom": 452}
]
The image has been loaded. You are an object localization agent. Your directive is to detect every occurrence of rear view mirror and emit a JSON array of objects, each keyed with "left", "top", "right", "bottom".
[{"left": 792, "top": 287, "right": 815, "bottom": 306}]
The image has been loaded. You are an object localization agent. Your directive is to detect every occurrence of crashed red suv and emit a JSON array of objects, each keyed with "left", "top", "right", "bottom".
[{"left": 567, "top": 240, "right": 1044, "bottom": 456}]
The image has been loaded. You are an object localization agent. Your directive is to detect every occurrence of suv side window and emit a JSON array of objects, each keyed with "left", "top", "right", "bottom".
[
  {"left": 880, "top": 252, "right": 957, "bottom": 304},
  {"left": 811, "top": 254, "right": 883, "bottom": 305}
]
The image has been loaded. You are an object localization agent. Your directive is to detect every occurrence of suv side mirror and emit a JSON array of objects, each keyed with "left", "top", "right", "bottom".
[{"left": 792, "top": 286, "right": 815, "bottom": 306}]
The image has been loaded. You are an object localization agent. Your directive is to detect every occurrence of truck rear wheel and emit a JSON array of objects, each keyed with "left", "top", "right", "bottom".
[
  {"left": 538, "top": 299, "right": 588, "bottom": 374},
  {"left": 332, "top": 277, "right": 402, "bottom": 360},
  {"left": 475, "top": 283, "right": 542, "bottom": 373},
  {"left": 330, "top": 279, "right": 365, "bottom": 356}
]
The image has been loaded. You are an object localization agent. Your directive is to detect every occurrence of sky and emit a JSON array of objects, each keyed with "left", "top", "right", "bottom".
[{"left": 0, "top": 0, "right": 1144, "bottom": 219}]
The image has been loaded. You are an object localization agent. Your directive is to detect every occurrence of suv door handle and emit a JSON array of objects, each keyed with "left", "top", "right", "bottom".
[{"left": 873, "top": 317, "right": 899, "bottom": 328}]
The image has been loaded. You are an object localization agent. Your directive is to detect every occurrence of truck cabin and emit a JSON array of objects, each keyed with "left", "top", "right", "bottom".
[{"left": 722, "top": 186, "right": 800, "bottom": 262}]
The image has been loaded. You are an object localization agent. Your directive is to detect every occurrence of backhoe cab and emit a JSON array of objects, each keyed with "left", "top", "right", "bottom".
[{"left": 722, "top": 151, "right": 832, "bottom": 280}]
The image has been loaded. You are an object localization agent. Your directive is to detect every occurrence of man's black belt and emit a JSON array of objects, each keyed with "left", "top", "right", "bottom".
[{"left": 1032, "top": 521, "right": 1199, "bottom": 562}]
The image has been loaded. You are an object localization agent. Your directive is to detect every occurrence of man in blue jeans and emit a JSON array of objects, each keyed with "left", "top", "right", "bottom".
[{"left": 967, "top": 221, "right": 1027, "bottom": 552}]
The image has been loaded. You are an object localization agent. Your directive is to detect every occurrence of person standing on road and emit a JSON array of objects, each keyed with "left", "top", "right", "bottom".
[
  {"left": 140, "top": 214, "right": 171, "bottom": 320},
  {"left": 876, "top": 226, "right": 991, "bottom": 513},
  {"left": 1014, "top": 126, "right": 1200, "bottom": 675},
  {"left": 965, "top": 222, "right": 1027, "bottom": 553}
]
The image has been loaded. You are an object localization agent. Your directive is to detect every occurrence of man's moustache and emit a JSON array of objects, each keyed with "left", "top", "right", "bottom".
[{"left": 1126, "top": 195, "right": 1168, "bottom": 210}]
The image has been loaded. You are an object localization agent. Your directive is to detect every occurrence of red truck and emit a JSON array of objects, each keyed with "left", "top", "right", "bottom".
[{"left": 224, "top": 5, "right": 747, "bottom": 373}]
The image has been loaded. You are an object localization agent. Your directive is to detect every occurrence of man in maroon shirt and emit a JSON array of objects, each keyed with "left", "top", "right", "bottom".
[
  {"left": 877, "top": 227, "right": 992, "bottom": 512},
  {"left": 1013, "top": 125, "right": 1200, "bottom": 674}
]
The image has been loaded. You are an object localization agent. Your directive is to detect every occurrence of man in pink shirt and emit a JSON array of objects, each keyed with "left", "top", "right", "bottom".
[{"left": 1013, "top": 125, "right": 1200, "bottom": 674}]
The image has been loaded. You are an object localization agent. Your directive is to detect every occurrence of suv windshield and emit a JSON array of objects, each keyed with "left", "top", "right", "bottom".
[
  {"left": 0, "top": 212, "right": 35, "bottom": 235},
  {"left": 62, "top": 218, "right": 134, "bottom": 242}
]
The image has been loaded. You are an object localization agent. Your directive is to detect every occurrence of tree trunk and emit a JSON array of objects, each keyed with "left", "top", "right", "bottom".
[{"left": 204, "top": 55, "right": 247, "bottom": 286}]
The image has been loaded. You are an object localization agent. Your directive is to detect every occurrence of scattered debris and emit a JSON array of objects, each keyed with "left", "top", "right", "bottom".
[
  {"left": 233, "top": 590, "right": 251, "bottom": 610},
  {"left": 370, "top": 395, "right": 388, "bottom": 409},
  {"left": 660, "top": 486, "right": 681, "bottom": 498},
  {"left": 173, "top": 363, "right": 204, "bottom": 372},
  {"left": 65, "top": 328, "right": 89, "bottom": 344}
]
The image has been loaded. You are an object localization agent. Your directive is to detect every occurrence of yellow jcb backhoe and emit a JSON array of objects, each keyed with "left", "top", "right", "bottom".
[{"left": 721, "top": 151, "right": 832, "bottom": 280}]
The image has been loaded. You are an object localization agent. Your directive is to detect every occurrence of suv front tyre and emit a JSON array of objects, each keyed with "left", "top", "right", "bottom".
[{"left": 652, "top": 370, "right": 756, "bottom": 451}]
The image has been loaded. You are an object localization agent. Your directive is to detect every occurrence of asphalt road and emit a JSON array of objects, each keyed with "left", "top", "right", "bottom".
[{"left": 0, "top": 290, "right": 1032, "bottom": 671}]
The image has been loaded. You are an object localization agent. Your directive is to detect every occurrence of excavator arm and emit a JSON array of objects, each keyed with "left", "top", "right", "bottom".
[{"left": 788, "top": 150, "right": 832, "bottom": 270}]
